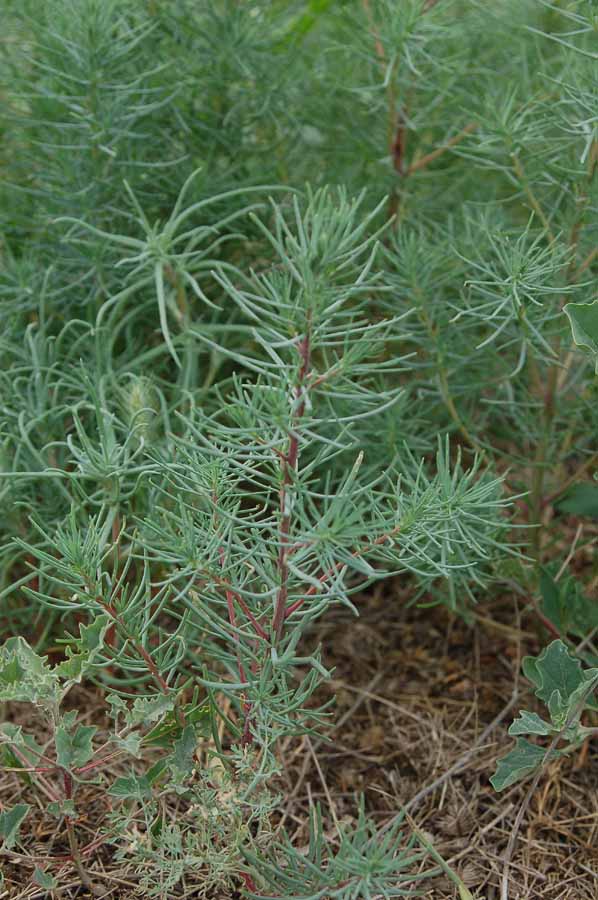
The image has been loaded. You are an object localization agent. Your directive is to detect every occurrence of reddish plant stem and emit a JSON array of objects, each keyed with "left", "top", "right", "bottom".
[
  {"left": 241, "top": 715, "right": 253, "bottom": 747},
  {"left": 83, "top": 520, "right": 180, "bottom": 706},
  {"left": 202, "top": 539, "right": 270, "bottom": 643},
  {"left": 534, "top": 607, "right": 561, "bottom": 640},
  {"left": 406, "top": 121, "right": 478, "bottom": 175},
  {"left": 284, "top": 523, "right": 402, "bottom": 620},
  {"left": 104, "top": 510, "right": 122, "bottom": 652},
  {"left": 195, "top": 571, "right": 269, "bottom": 641},
  {"left": 15, "top": 750, "right": 123, "bottom": 778},
  {"left": 233, "top": 593, "right": 269, "bottom": 641},
  {"left": 272, "top": 321, "right": 312, "bottom": 641},
  {"left": 94, "top": 585, "right": 188, "bottom": 726},
  {"left": 8, "top": 746, "right": 59, "bottom": 802},
  {"left": 63, "top": 769, "right": 73, "bottom": 799},
  {"left": 215, "top": 502, "right": 255, "bottom": 744},
  {"left": 362, "top": 0, "right": 403, "bottom": 219},
  {"left": 361, "top": 0, "right": 385, "bottom": 62},
  {"left": 75, "top": 751, "right": 122, "bottom": 775},
  {"left": 238, "top": 872, "right": 259, "bottom": 892},
  {"left": 388, "top": 111, "right": 408, "bottom": 221},
  {"left": 218, "top": 548, "right": 248, "bottom": 685},
  {"left": 392, "top": 112, "right": 407, "bottom": 176},
  {"left": 62, "top": 770, "right": 98, "bottom": 893},
  {"left": 91, "top": 586, "right": 171, "bottom": 697},
  {"left": 131, "top": 639, "right": 171, "bottom": 694},
  {"left": 364, "top": 0, "right": 473, "bottom": 221},
  {"left": 79, "top": 833, "right": 110, "bottom": 858},
  {"left": 224, "top": 586, "right": 254, "bottom": 745},
  {"left": 576, "top": 245, "right": 598, "bottom": 278}
]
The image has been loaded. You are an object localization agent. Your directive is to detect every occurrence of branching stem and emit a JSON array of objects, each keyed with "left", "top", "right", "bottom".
[
  {"left": 511, "top": 154, "right": 556, "bottom": 247},
  {"left": 406, "top": 121, "right": 477, "bottom": 175},
  {"left": 273, "top": 316, "right": 312, "bottom": 641},
  {"left": 284, "top": 523, "right": 402, "bottom": 620},
  {"left": 90, "top": 581, "right": 175, "bottom": 701}
]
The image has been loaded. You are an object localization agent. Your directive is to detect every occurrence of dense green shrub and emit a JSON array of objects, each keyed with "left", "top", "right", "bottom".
[{"left": 0, "top": 1, "right": 596, "bottom": 895}]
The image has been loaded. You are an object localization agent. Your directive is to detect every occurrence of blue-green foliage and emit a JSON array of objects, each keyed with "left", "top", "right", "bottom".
[{"left": 1, "top": 0, "right": 597, "bottom": 895}]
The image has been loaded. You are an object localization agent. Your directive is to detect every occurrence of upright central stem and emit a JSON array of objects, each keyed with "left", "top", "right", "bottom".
[
  {"left": 272, "top": 317, "right": 312, "bottom": 641},
  {"left": 63, "top": 770, "right": 99, "bottom": 894}
]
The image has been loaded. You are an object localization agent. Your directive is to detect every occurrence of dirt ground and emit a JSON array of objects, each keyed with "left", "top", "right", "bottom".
[{"left": 288, "top": 587, "right": 598, "bottom": 900}]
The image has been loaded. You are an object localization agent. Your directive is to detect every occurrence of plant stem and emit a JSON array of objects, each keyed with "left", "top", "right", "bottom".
[
  {"left": 273, "top": 319, "right": 312, "bottom": 641},
  {"left": 284, "top": 523, "right": 402, "bottom": 620},
  {"left": 92, "top": 582, "right": 186, "bottom": 725},
  {"left": 527, "top": 352, "right": 551, "bottom": 558},
  {"left": 575, "top": 245, "right": 598, "bottom": 277},
  {"left": 90, "top": 583, "right": 172, "bottom": 697},
  {"left": 511, "top": 154, "right": 556, "bottom": 247},
  {"left": 62, "top": 770, "right": 101, "bottom": 895},
  {"left": 438, "top": 366, "right": 482, "bottom": 453},
  {"left": 406, "top": 121, "right": 477, "bottom": 175},
  {"left": 218, "top": 545, "right": 254, "bottom": 743},
  {"left": 416, "top": 292, "right": 481, "bottom": 453},
  {"left": 8, "top": 746, "right": 60, "bottom": 803},
  {"left": 361, "top": 0, "right": 404, "bottom": 218}
]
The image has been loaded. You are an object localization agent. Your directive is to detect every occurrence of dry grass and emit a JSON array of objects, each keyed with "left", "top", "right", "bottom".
[{"left": 285, "top": 587, "right": 598, "bottom": 900}]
